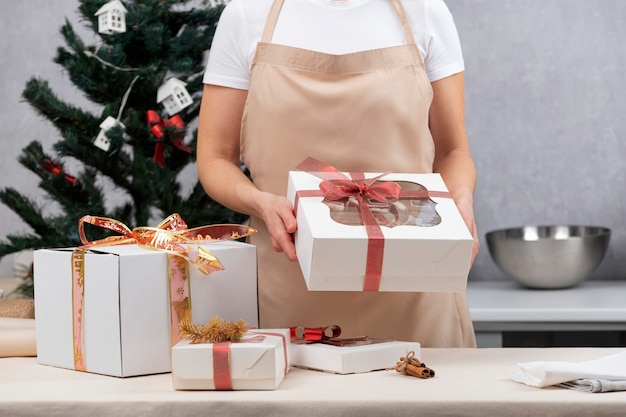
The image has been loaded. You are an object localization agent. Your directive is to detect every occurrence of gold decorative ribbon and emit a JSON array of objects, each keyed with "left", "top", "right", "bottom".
[
  {"left": 294, "top": 157, "right": 451, "bottom": 291},
  {"left": 70, "top": 213, "right": 256, "bottom": 372},
  {"left": 71, "top": 249, "right": 85, "bottom": 371}
]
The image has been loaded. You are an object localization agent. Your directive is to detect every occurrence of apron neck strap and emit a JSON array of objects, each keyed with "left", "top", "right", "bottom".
[
  {"left": 261, "top": 0, "right": 285, "bottom": 43},
  {"left": 389, "top": 0, "right": 416, "bottom": 45},
  {"left": 261, "top": 0, "right": 417, "bottom": 45}
]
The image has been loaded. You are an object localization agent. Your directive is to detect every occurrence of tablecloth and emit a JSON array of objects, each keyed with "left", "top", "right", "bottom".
[{"left": 1, "top": 348, "right": 625, "bottom": 417}]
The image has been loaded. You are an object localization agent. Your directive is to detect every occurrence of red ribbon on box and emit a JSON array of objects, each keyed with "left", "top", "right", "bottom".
[
  {"left": 212, "top": 342, "right": 233, "bottom": 390},
  {"left": 212, "top": 331, "right": 289, "bottom": 390},
  {"left": 294, "top": 157, "right": 452, "bottom": 292},
  {"left": 146, "top": 110, "right": 192, "bottom": 168},
  {"left": 70, "top": 214, "right": 256, "bottom": 372}
]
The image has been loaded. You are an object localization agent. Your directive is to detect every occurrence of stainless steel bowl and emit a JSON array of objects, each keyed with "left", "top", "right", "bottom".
[{"left": 485, "top": 225, "right": 611, "bottom": 289}]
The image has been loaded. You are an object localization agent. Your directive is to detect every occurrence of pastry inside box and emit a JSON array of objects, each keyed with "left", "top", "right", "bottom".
[{"left": 325, "top": 180, "right": 442, "bottom": 228}]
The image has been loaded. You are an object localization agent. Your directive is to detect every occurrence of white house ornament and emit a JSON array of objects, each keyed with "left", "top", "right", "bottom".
[
  {"left": 157, "top": 78, "right": 193, "bottom": 116},
  {"left": 94, "top": 116, "right": 126, "bottom": 152},
  {"left": 95, "top": 0, "right": 128, "bottom": 35}
]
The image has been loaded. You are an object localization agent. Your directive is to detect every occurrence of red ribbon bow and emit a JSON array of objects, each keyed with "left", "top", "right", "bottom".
[
  {"left": 146, "top": 110, "right": 192, "bottom": 168},
  {"left": 319, "top": 176, "right": 401, "bottom": 203}
]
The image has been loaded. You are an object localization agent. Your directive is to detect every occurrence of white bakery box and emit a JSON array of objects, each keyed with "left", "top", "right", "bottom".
[
  {"left": 287, "top": 169, "right": 473, "bottom": 292},
  {"left": 290, "top": 338, "right": 421, "bottom": 374},
  {"left": 172, "top": 328, "right": 291, "bottom": 390}
]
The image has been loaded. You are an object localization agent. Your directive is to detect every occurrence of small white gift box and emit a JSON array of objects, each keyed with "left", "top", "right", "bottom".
[
  {"left": 290, "top": 338, "right": 421, "bottom": 374},
  {"left": 172, "top": 329, "right": 291, "bottom": 390},
  {"left": 287, "top": 165, "right": 473, "bottom": 292},
  {"left": 34, "top": 241, "right": 258, "bottom": 377}
]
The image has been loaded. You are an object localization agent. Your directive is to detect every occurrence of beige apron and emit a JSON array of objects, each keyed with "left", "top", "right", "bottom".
[{"left": 241, "top": 0, "right": 476, "bottom": 347}]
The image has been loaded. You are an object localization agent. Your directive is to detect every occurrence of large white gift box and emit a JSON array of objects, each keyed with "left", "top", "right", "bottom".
[
  {"left": 290, "top": 339, "right": 421, "bottom": 374},
  {"left": 33, "top": 241, "right": 258, "bottom": 377},
  {"left": 172, "top": 328, "right": 290, "bottom": 390},
  {"left": 287, "top": 168, "right": 473, "bottom": 292}
]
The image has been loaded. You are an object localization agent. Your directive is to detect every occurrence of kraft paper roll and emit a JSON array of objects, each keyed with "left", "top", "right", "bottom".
[
  {"left": 0, "top": 318, "right": 37, "bottom": 357},
  {"left": 0, "top": 299, "right": 35, "bottom": 319}
]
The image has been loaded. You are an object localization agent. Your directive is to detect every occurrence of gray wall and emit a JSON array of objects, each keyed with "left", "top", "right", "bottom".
[
  {"left": 1, "top": 1, "right": 625, "bottom": 281},
  {"left": 0, "top": 1, "right": 95, "bottom": 276},
  {"left": 447, "top": 0, "right": 626, "bottom": 281}
]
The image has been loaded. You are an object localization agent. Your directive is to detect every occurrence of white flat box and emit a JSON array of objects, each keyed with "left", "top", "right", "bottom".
[
  {"left": 290, "top": 339, "right": 421, "bottom": 374},
  {"left": 287, "top": 171, "right": 473, "bottom": 292},
  {"left": 33, "top": 241, "right": 258, "bottom": 377},
  {"left": 172, "top": 329, "right": 290, "bottom": 390}
]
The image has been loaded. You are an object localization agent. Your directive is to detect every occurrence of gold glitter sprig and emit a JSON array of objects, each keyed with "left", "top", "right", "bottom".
[{"left": 179, "top": 316, "right": 248, "bottom": 344}]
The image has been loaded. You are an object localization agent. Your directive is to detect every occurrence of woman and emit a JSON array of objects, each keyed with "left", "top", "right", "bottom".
[{"left": 197, "top": 0, "right": 479, "bottom": 347}]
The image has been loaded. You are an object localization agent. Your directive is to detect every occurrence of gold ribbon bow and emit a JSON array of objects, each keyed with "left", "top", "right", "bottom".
[{"left": 78, "top": 213, "right": 256, "bottom": 274}]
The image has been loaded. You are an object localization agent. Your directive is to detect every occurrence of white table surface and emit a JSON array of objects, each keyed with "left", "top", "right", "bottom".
[
  {"left": 467, "top": 280, "right": 626, "bottom": 322},
  {"left": 1, "top": 348, "right": 626, "bottom": 417}
]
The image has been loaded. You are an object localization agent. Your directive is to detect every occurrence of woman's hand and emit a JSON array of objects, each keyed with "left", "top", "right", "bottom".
[
  {"left": 429, "top": 73, "right": 479, "bottom": 267},
  {"left": 253, "top": 191, "right": 298, "bottom": 262},
  {"left": 452, "top": 190, "right": 480, "bottom": 267}
]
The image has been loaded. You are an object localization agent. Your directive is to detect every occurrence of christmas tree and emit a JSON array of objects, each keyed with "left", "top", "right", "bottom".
[{"left": 0, "top": 0, "right": 245, "bottom": 298}]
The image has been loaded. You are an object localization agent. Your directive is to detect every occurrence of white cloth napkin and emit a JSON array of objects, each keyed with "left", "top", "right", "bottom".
[
  {"left": 557, "top": 379, "right": 626, "bottom": 393},
  {"left": 511, "top": 350, "right": 626, "bottom": 390}
]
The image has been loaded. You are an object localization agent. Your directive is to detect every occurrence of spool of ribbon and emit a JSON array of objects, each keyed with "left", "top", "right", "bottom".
[
  {"left": 290, "top": 325, "right": 341, "bottom": 342},
  {"left": 294, "top": 157, "right": 452, "bottom": 292},
  {"left": 146, "top": 110, "right": 192, "bottom": 168},
  {"left": 289, "top": 325, "right": 368, "bottom": 346},
  {"left": 70, "top": 213, "right": 256, "bottom": 371}
]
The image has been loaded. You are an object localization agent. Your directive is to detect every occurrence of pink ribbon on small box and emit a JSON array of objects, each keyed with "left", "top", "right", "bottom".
[
  {"left": 294, "top": 157, "right": 452, "bottom": 292},
  {"left": 212, "top": 342, "right": 234, "bottom": 390}
]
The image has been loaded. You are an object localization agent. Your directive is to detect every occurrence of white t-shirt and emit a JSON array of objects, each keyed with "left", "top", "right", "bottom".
[{"left": 204, "top": 0, "right": 464, "bottom": 89}]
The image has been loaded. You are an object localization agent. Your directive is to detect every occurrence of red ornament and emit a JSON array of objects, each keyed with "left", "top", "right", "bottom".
[
  {"left": 146, "top": 110, "right": 192, "bottom": 168},
  {"left": 42, "top": 159, "right": 81, "bottom": 188}
]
